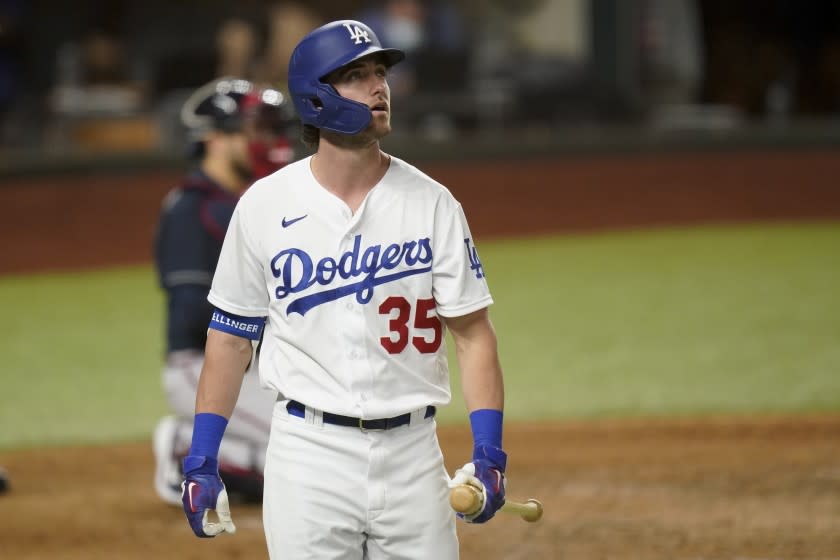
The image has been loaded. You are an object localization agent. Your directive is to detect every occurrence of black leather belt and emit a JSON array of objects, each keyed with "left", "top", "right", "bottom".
[{"left": 286, "top": 400, "right": 435, "bottom": 431}]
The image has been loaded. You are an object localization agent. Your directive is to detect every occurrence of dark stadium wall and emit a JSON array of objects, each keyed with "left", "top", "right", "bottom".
[{"left": 2, "top": 149, "right": 840, "bottom": 274}]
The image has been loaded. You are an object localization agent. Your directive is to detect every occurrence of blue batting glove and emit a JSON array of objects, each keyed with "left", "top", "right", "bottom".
[
  {"left": 449, "top": 445, "right": 507, "bottom": 524},
  {"left": 468, "top": 444, "right": 507, "bottom": 523},
  {"left": 181, "top": 455, "right": 236, "bottom": 538}
]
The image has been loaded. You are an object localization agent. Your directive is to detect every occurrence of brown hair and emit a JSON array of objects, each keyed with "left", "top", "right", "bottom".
[{"left": 301, "top": 124, "right": 320, "bottom": 150}]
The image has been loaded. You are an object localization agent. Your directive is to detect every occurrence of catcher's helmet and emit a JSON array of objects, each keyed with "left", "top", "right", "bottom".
[
  {"left": 181, "top": 77, "right": 297, "bottom": 177},
  {"left": 181, "top": 77, "right": 295, "bottom": 140},
  {"left": 288, "top": 20, "right": 404, "bottom": 135}
]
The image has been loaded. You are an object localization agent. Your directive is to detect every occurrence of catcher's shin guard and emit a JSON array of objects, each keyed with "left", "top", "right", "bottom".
[{"left": 219, "top": 465, "right": 264, "bottom": 504}]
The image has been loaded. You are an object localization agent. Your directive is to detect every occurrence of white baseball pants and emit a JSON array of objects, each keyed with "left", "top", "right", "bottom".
[{"left": 263, "top": 399, "right": 459, "bottom": 559}]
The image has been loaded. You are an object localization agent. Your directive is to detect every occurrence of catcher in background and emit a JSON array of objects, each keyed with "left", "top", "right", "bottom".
[{"left": 152, "top": 77, "right": 297, "bottom": 506}]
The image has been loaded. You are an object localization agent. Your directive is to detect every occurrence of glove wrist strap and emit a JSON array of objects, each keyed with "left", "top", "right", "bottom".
[
  {"left": 469, "top": 409, "right": 503, "bottom": 448},
  {"left": 183, "top": 455, "right": 219, "bottom": 475},
  {"left": 189, "top": 412, "right": 228, "bottom": 460}
]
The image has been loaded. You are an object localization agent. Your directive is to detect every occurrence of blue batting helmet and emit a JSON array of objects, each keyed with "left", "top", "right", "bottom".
[{"left": 288, "top": 20, "right": 405, "bottom": 135}]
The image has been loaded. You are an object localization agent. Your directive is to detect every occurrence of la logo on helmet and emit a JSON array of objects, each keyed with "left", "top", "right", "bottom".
[{"left": 343, "top": 23, "right": 372, "bottom": 45}]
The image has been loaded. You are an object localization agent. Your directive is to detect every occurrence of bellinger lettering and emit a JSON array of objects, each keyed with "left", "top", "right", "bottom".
[{"left": 209, "top": 310, "right": 265, "bottom": 340}]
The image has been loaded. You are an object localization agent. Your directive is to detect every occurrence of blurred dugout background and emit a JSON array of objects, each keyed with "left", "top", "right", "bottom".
[{"left": 1, "top": 0, "right": 840, "bottom": 166}]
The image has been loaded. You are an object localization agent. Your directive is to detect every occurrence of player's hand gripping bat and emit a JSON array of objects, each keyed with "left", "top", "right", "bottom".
[{"left": 449, "top": 484, "right": 543, "bottom": 522}]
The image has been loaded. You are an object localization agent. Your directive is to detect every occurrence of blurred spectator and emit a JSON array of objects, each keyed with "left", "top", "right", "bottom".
[
  {"left": 83, "top": 31, "right": 128, "bottom": 85},
  {"left": 355, "top": 0, "right": 468, "bottom": 98},
  {"left": 155, "top": 14, "right": 274, "bottom": 152},
  {"left": 503, "top": 0, "right": 594, "bottom": 127},
  {"left": 639, "top": 0, "right": 724, "bottom": 131},
  {"left": 215, "top": 18, "right": 259, "bottom": 81},
  {"left": 152, "top": 15, "right": 264, "bottom": 97},
  {"left": 45, "top": 27, "right": 156, "bottom": 152},
  {"left": 51, "top": 29, "right": 145, "bottom": 117},
  {"left": 254, "top": 2, "right": 322, "bottom": 88},
  {"left": 640, "top": 0, "right": 704, "bottom": 106}
]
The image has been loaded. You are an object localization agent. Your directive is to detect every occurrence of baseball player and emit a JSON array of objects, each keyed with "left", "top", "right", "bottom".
[
  {"left": 152, "top": 77, "right": 297, "bottom": 506},
  {"left": 180, "top": 20, "right": 508, "bottom": 559}
]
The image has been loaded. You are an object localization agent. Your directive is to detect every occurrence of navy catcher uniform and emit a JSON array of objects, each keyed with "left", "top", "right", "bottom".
[
  {"left": 179, "top": 21, "right": 508, "bottom": 559},
  {"left": 152, "top": 78, "right": 296, "bottom": 506}
]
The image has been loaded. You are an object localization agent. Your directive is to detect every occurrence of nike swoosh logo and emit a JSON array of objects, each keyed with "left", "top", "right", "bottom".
[
  {"left": 188, "top": 481, "right": 199, "bottom": 512},
  {"left": 282, "top": 215, "right": 307, "bottom": 228}
]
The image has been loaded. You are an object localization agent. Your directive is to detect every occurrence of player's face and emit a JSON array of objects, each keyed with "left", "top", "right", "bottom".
[
  {"left": 328, "top": 56, "right": 392, "bottom": 141},
  {"left": 224, "top": 132, "right": 254, "bottom": 186}
]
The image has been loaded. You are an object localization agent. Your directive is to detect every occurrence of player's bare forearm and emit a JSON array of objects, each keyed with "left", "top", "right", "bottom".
[
  {"left": 195, "top": 328, "right": 253, "bottom": 419},
  {"left": 444, "top": 308, "right": 504, "bottom": 412}
]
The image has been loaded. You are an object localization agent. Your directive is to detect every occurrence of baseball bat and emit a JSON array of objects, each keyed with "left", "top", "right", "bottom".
[{"left": 449, "top": 484, "right": 544, "bottom": 523}]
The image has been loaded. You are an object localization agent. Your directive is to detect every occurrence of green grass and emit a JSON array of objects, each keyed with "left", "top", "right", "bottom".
[
  {"left": 0, "top": 267, "right": 167, "bottom": 448},
  {"left": 1, "top": 222, "right": 839, "bottom": 448},
  {"left": 441, "top": 221, "right": 840, "bottom": 423}
]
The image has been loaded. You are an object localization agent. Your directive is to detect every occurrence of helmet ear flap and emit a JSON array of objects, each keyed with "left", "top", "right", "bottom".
[{"left": 310, "top": 82, "right": 373, "bottom": 135}]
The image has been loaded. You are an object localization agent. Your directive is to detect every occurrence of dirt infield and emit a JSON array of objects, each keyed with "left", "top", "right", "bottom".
[
  {"left": 2, "top": 149, "right": 840, "bottom": 558},
  {"left": 2, "top": 417, "right": 840, "bottom": 559}
]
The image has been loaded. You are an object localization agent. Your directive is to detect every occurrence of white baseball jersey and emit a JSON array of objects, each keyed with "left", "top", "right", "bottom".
[{"left": 208, "top": 155, "right": 492, "bottom": 419}]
